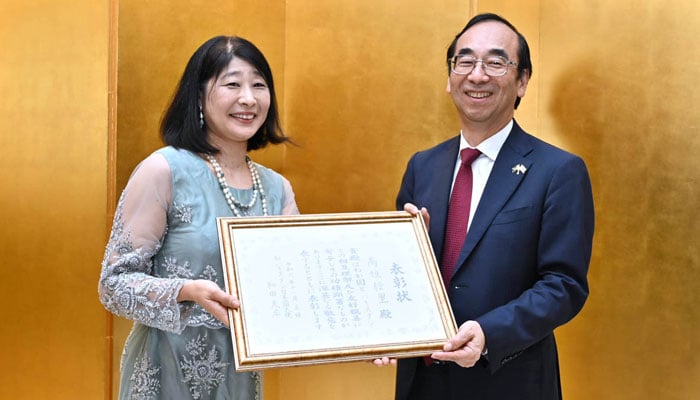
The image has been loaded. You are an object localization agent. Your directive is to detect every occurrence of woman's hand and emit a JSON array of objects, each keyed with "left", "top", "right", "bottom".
[
  {"left": 177, "top": 279, "right": 240, "bottom": 327},
  {"left": 370, "top": 357, "right": 397, "bottom": 367}
]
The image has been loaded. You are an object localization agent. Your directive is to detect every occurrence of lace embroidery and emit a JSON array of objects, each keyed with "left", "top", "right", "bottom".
[
  {"left": 202, "top": 265, "right": 217, "bottom": 281},
  {"left": 180, "top": 333, "right": 227, "bottom": 399},
  {"left": 173, "top": 202, "right": 193, "bottom": 223},
  {"left": 165, "top": 260, "right": 224, "bottom": 329},
  {"left": 99, "top": 194, "right": 184, "bottom": 333},
  {"left": 129, "top": 355, "right": 161, "bottom": 399},
  {"left": 99, "top": 149, "right": 291, "bottom": 399},
  {"left": 253, "top": 371, "right": 262, "bottom": 400},
  {"left": 99, "top": 184, "right": 228, "bottom": 333},
  {"left": 188, "top": 264, "right": 223, "bottom": 328},
  {"left": 162, "top": 256, "right": 194, "bottom": 279}
]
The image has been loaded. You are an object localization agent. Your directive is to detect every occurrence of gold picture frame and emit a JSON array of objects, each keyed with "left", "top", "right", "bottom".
[{"left": 216, "top": 211, "right": 456, "bottom": 371}]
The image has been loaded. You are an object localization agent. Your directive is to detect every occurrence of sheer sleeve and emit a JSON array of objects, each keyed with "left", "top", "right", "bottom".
[
  {"left": 98, "top": 152, "right": 188, "bottom": 333},
  {"left": 281, "top": 176, "right": 300, "bottom": 215}
]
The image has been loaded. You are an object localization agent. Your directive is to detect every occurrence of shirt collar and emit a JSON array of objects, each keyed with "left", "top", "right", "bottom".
[{"left": 459, "top": 120, "right": 513, "bottom": 161}]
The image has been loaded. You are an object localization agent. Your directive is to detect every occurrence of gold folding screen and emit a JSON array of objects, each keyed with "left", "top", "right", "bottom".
[
  {"left": 536, "top": 2, "right": 700, "bottom": 398},
  {"left": 1, "top": 0, "right": 696, "bottom": 399},
  {"left": 114, "top": 1, "right": 700, "bottom": 398},
  {"left": 0, "top": 1, "right": 110, "bottom": 398}
]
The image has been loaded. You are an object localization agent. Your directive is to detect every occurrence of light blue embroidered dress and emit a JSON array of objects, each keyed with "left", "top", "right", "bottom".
[{"left": 99, "top": 147, "right": 298, "bottom": 400}]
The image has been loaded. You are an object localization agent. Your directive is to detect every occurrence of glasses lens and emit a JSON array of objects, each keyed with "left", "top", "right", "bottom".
[
  {"left": 483, "top": 57, "right": 508, "bottom": 76},
  {"left": 451, "top": 55, "right": 510, "bottom": 76},
  {"left": 452, "top": 56, "right": 475, "bottom": 74}
]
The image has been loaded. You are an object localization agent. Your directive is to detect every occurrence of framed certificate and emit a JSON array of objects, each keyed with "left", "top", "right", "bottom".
[{"left": 216, "top": 211, "right": 457, "bottom": 371}]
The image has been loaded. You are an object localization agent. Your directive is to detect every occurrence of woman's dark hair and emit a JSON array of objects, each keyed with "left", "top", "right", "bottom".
[
  {"left": 445, "top": 13, "right": 532, "bottom": 109},
  {"left": 161, "top": 36, "right": 290, "bottom": 153}
]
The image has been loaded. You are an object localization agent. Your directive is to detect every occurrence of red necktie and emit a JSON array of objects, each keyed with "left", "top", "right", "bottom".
[
  {"left": 424, "top": 148, "right": 480, "bottom": 367},
  {"left": 441, "top": 148, "right": 481, "bottom": 288}
]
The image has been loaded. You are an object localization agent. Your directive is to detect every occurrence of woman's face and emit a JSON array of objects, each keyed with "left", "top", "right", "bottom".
[{"left": 203, "top": 57, "right": 271, "bottom": 148}]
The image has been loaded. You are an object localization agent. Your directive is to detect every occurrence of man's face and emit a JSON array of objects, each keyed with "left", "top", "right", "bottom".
[{"left": 446, "top": 20, "right": 529, "bottom": 135}]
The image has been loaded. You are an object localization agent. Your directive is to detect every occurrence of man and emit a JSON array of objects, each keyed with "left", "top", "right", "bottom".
[{"left": 393, "top": 13, "right": 594, "bottom": 400}]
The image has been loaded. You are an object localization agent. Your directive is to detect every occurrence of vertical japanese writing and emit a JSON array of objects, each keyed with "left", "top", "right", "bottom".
[
  {"left": 341, "top": 248, "right": 360, "bottom": 328},
  {"left": 313, "top": 249, "right": 336, "bottom": 329},
  {"left": 272, "top": 255, "right": 302, "bottom": 320},
  {"left": 284, "top": 258, "right": 302, "bottom": 319},
  {"left": 367, "top": 256, "right": 394, "bottom": 320},
  {"left": 300, "top": 250, "right": 322, "bottom": 330},
  {"left": 266, "top": 280, "right": 280, "bottom": 317},
  {"left": 350, "top": 247, "right": 374, "bottom": 323},
  {"left": 391, "top": 263, "right": 411, "bottom": 303},
  {"left": 260, "top": 240, "right": 416, "bottom": 333},
  {"left": 236, "top": 223, "right": 443, "bottom": 355}
]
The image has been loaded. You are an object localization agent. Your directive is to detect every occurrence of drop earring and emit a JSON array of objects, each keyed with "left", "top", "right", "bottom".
[{"left": 199, "top": 101, "right": 204, "bottom": 129}]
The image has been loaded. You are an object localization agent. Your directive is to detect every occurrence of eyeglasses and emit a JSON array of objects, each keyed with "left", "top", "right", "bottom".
[{"left": 449, "top": 55, "right": 518, "bottom": 77}]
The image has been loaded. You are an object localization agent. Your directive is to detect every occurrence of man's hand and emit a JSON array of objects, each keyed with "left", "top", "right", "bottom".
[
  {"left": 403, "top": 203, "right": 430, "bottom": 231},
  {"left": 430, "top": 320, "right": 486, "bottom": 368}
]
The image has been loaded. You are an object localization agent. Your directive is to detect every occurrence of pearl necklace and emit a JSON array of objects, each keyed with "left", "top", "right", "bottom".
[{"left": 205, "top": 153, "right": 268, "bottom": 217}]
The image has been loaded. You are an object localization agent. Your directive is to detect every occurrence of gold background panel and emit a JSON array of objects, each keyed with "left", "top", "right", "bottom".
[
  {"left": 535, "top": 1, "right": 700, "bottom": 399},
  {"left": 0, "top": 0, "right": 109, "bottom": 398},
  {"left": 283, "top": 0, "right": 475, "bottom": 214},
  {"left": 1, "top": 0, "right": 697, "bottom": 399}
]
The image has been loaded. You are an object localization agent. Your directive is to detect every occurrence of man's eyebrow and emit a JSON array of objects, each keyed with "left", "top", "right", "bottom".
[
  {"left": 456, "top": 48, "right": 510, "bottom": 58},
  {"left": 489, "top": 48, "right": 509, "bottom": 58}
]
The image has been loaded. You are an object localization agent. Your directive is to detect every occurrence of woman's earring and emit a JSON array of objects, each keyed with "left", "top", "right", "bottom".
[{"left": 199, "top": 101, "right": 204, "bottom": 129}]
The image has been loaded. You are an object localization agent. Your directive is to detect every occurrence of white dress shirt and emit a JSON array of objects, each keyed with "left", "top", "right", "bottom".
[{"left": 450, "top": 120, "right": 512, "bottom": 229}]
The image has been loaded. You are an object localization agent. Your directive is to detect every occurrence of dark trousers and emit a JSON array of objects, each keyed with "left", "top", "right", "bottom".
[
  {"left": 406, "top": 361, "right": 453, "bottom": 400},
  {"left": 397, "top": 337, "right": 562, "bottom": 400}
]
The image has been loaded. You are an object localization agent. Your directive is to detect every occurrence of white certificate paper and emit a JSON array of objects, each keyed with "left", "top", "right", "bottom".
[{"left": 217, "top": 211, "right": 456, "bottom": 370}]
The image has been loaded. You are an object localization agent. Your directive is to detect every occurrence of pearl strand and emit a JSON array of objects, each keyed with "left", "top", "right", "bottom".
[{"left": 205, "top": 153, "right": 268, "bottom": 217}]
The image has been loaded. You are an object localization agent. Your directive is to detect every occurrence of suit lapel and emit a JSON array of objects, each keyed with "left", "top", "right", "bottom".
[
  {"left": 452, "top": 123, "right": 534, "bottom": 275},
  {"left": 426, "top": 138, "right": 460, "bottom": 263}
]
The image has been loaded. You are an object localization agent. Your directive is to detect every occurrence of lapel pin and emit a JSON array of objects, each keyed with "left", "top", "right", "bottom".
[{"left": 511, "top": 164, "right": 527, "bottom": 175}]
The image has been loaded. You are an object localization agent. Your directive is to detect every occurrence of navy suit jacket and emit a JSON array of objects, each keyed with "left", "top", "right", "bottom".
[{"left": 395, "top": 121, "right": 594, "bottom": 400}]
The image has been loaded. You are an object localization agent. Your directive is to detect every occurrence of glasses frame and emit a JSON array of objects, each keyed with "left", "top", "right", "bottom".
[{"left": 449, "top": 55, "right": 518, "bottom": 77}]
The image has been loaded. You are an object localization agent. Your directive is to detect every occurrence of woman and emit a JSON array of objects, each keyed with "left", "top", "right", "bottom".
[{"left": 99, "top": 36, "right": 299, "bottom": 399}]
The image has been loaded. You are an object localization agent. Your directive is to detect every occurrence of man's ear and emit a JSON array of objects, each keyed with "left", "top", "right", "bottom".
[{"left": 517, "top": 70, "right": 530, "bottom": 98}]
